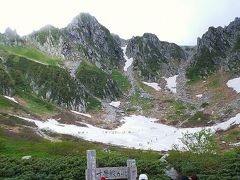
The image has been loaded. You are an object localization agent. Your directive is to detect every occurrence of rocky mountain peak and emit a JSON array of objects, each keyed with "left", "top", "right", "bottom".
[
  {"left": 142, "top": 33, "right": 159, "bottom": 44},
  {"left": 4, "top": 27, "right": 19, "bottom": 38},
  {"left": 68, "top": 13, "right": 98, "bottom": 29},
  {"left": 64, "top": 13, "right": 124, "bottom": 70},
  {"left": 111, "top": 33, "right": 127, "bottom": 47},
  {"left": 126, "top": 33, "right": 186, "bottom": 81},
  {"left": 3, "top": 27, "right": 22, "bottom": 46},
  {"left": 37, "top": 25, "right": 58, "bottom": 32},
  {"left": 197, "top": 25, "right": 230, "bottom": 54},
  {"left": 187, "top": 17, "right": 240, "bottom": 81},
  {"left": 25, "top": 13, "right": 124, "bottom": 72},
  {"left": 225, "top": 17, "right": 240, "bottom": 33}
]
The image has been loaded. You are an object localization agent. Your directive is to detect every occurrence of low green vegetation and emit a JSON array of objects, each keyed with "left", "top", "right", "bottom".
[
  {"left": 129, "top": 91, "right": 152, "bottom": 112},
  {"left": 169, "top": 130, "right": 239, "bottom": 179},
  {"left": 200, "top": 102, "right": 209, "bottom": 108},
  {"left": 188, "top": 111, "right": 211, "bottom": 125},
  {"left": 223, "top": 129, "right": 240, "bottom": 143},
  {"left": 175, "top": 129, "right": 219, "bottom": 154},
  {"left": 186, "top": 47, "right": 217, "bottom": 82},
  {"left": 76, "top": 61, "right": 121, "bottom": 99},
  {"left": 0, "top": 96, "right": 29, "bottom": 116},
  {"left": 207, "top": 76, "right": 220, "bottom": 88},
  {"left": 0, "top": 128, "right": 161, "bottom": 160},
  {"left": 19, "top": 93, "right": 58, "bottom": 116},
  {"left": 167, "top": 149, "right": 240, "bottom": 179},
  {"left": 0, "top": 64, "right": 14, "bottom": 94},
  {"left": 76, "top": 61, "right": 109, "bottom": 98},
  {"left": 2, "top": 45, "right": 63, "bottom": 66},
  {"left": 0, "top": 155, "right": 168, "bottom": 180},
  {"left": 0, "top": 113, "right": 34, "bottom": 128},
  {"left": 0, "top": 96, "right": 17, "bottom": 109},
  {"left": 0, "top": 127, "right": 168, "bottom": 179},
  {"left": 86, "top": 95, "right": 101, "bottom": 111},
  {"left": 110, "top": 70, "right": 130, "bottom": 92},
  {"left": 5, "top": 55, "right": 84, "bottom": 109},
  {"left": 166, "top": 100, "right": 189, "bottom": 122}
]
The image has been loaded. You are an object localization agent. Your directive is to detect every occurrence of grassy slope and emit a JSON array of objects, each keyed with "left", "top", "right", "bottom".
[
  {"left": 76, "top": 61, "right": 128, "bottom": 98},
  {"left": 167, "top": 149, "right": 240, "bottom": 179},
  {"left": 0, "top": 94, "right": 58, "bottom": 117},
  {"left": 0, "top": 125, "right": 167, "bottom": 179},
  {"left": 110, "top": 70, "right": 130, "bottom": 92},
  {"left": 187, "top": 71, "right": 239, "bottom": 120},
  {"left": 129, "top": 91, "right": 152, "bottom": 113},
  {"left": 1, "top": 45, "right": 63, "bottom": 66},
  {"left": 18, "top": 93, "right": 58, "bottom": 116},
  {"left": 76, "top": 61, "right": 109, "bottom": 98}
]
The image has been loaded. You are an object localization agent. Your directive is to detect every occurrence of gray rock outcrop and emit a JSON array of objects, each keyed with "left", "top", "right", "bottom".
[{"left": 126, "top": 33, "right": 186, "bottom": 81}]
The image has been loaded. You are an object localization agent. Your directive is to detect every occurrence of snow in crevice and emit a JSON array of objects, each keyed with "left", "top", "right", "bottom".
[
  {"left": 16, "top": 113, "right": 240, "bottom": 151},
  {"left": 109, "top": 101, "right": 121, "bottom": 108},
  {"left": 122, "top": 46, "right": 133, "bottom": 71},
  {"left": 164, "top": 75, "right": 178, "bottom": 94},
  {"left": 3, "top": 96, "right": 18, "bottom": 104},
  {"left": 196, "top": 94, "right": 203, "bottom": 98},
  {"left": 226, "top": 77, "right": 240, "bottom": 93},
  {"left": 142, "top": 82, "right": 161, "bottom": 91},
  {"left": 71, "top": 110, "right": 92, "bottom": 118}
]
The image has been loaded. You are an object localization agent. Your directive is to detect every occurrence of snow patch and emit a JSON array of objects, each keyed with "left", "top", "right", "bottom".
[
  {"left": 142, "top": 82, "right": 161, "bottom": 91},
  {"left": 16, "top": 113, "right": 240, "bottom": 151},
  {"left": 164, "top": 75, "right": 178, "bottom": 94},
  {"left": 122, "top": 46, "right": 133, "bottom": 71},
  {"left": 71, "top": 110, "right": 92, "bottom": 118},
  {"left": 229, "top": 142, "right": 240, "bottom": 147},
  {"left": 196, "top": 94, "right": 203, "bottom": 98},
  {"left": 109, "top": 101, "right": 121, "bottom": 108},
  {"left": 3, "top": 96, "right": 18, "bottom": 104},
  {"left": 226, "top": 77, "right": 240, "bottom": 93},
  {"left": 21, "top": 156, "right": 31, "bottom": 160}
]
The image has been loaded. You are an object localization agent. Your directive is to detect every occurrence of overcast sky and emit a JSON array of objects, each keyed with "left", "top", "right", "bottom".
[{"left": 0, "top": 0, "right": 240, "bottom": 45}]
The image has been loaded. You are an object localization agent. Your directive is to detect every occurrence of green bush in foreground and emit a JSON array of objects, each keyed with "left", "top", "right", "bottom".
[
  {"left": 174, "top": 129, "right": 219, "bottom": 154},
  {"left": 0, "top": 155, "right": 168, "bottom": 179},
  {"left": 167, "top": 148, "right": 240, "bottom": 179}
]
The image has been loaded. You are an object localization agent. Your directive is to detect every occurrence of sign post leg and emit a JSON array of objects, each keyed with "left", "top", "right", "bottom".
[
  {"left": 127, "top": 159, "right": 137, "bottom": 180},
  {"left": 86, "top": 150, "right": 97, "bottom": 180}
]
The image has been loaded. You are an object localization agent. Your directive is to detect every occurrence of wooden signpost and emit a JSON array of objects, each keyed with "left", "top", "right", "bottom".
[{"left": 85, "top": 150, "right": 137, "bottom": 180}]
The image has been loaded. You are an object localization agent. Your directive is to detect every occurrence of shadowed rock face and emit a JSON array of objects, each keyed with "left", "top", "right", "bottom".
[
  {"left": 187, "top": 18, "right": 240, "bottom": 80},
  {"left": 126, "top": 33, "right": 186, "bottom": 81}
]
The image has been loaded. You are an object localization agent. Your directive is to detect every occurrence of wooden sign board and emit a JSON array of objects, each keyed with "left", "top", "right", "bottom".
[
  {"left": 96, "top": 167, "right": 137, "bottom": 179},
  {"left": 86, "top": 150, "right": 137, "bottom": 180}
]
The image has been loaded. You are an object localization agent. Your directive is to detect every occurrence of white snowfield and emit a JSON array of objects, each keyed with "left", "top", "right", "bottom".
[
  {"left": 226, "top": 77, "right": 240, "bottom": 93},
  {"left": 3, "top": 96, "right": 18, "bottom": 104},
  {"left": 142, "top": 82, "right": 161, "bottom": 91},
  {"left": 16, "top": 113, "right": 240, "bottom": 151},
  {"left": 109, "top": 101, "right": 121, "bottom": 108},
  {"left": 122, "top": 46, "right": 133, "bottom": 71},
  {"left": 71, "top": 110, "right": 92, "bottom": 118},
  {"left": 164, "top": 75, "right": 178, "bottom": 94},
  {"left": 196, "top": 94, "right": 203, "bottom": 98}
]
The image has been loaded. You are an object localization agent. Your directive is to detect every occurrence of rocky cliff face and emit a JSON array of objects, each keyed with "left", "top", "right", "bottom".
[
  {"left": 26, "top": 13, "right": 124, "bottom": 71},
  {"left": 126, "top": 33, "right": 186, "bottom": 81},
  {"left": 26, "top": 25, "right": 64, "bottom": 58},
  {"left": 0, "top": 62, "right": 14, "bottom": 96},
  {"left": 187, "top": 18, "right": 240, "bottom": 80},
  {"left": 3, "top": 54, "right": 88, "bottom": 111},
  {"left": 0, "top": 28, "right": 24, "bottom": 46}
]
